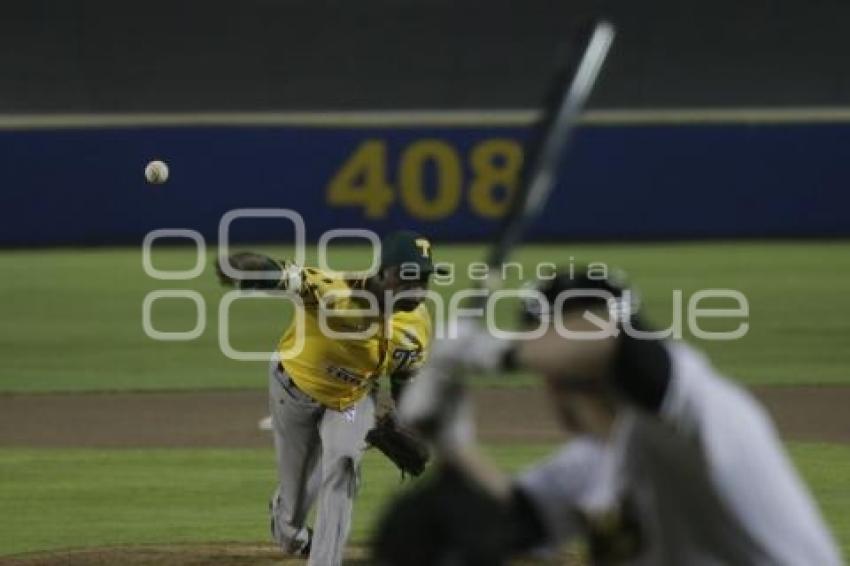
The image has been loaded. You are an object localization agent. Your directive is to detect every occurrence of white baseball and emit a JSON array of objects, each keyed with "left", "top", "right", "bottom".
[{"left": 145, "top": 160, "right": 169, "bottom": 184}]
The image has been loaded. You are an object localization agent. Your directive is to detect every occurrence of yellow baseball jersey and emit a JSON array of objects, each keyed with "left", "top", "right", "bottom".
[{"left": 276, "top": 266, "right": 431, "bottom": 410}]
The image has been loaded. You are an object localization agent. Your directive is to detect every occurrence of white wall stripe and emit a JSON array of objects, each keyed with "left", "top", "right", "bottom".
[{"left": 2, "top": 107, "right": 850, "bottom": 130}]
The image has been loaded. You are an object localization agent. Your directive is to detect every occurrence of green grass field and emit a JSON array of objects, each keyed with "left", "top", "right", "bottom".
[
  {"left": 1, "top": 241, "right": 849, "bottom": 393},
  {"left": 1, "top": 443, "right": 849, "bottom": 558},
  {"left": 0, "top": 445, "right": 547, "bottom": 556}
]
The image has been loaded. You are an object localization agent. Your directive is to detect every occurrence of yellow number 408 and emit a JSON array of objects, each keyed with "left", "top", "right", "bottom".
[{"left": 326, "top": 138, "right": 523, "bottom": 220}]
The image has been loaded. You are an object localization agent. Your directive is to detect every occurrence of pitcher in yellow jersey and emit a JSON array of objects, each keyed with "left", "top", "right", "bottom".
[{"left": 216, "top": 231, "right": 439, "bottom": 566}]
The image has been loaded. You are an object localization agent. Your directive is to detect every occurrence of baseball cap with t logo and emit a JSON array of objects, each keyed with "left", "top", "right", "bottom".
[{"left": 379, "top": 230, "right": 447, "bottom": 279}]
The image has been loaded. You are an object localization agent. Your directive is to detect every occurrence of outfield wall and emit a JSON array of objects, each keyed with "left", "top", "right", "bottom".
[{"left": 2, "top": 111, "right": 849, "bottom": 245}]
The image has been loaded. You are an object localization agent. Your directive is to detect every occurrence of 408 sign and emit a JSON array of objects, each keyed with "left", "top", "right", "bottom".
[{"left": 325, "top": 138, "right": 524, "bottom": 220}]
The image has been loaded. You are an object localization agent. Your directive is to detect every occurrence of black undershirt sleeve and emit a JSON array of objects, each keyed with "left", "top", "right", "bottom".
[
  {"left": 389, "top": 370, "right": 413, "bottom": 405},
  {"left": 609, "top": 329, "right": 672, "bottom": 414}
]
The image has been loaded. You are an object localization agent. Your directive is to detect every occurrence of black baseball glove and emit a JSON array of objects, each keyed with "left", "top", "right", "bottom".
[
  {"left": 215, "top": 252, "right": 283, "bottom": 290},
  {"left": 366, "top": 412, "right": 430, "bottom": 477}
]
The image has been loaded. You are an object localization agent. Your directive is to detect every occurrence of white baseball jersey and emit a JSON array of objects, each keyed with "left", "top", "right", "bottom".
[{"left": 517, "top": 341, "right": 842, "bottom": 565}]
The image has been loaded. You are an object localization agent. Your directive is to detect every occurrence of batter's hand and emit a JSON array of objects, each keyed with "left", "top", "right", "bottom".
[
  {"left": 398, "top": 319, "right": 508, "bottom": 451},
  {"left": 414, "top": 318, "right": 513, "bottom": 374},
  {"left": 398, "top": 363, "right": 476, "bottom": 455}
]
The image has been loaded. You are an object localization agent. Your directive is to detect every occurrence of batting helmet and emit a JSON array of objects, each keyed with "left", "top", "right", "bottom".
[{"left": 519, "top": 265, "right": 640, "bottom": 327}]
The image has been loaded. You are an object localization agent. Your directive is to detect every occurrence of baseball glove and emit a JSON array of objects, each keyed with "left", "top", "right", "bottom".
[
  {"left": 215, "top": 252, "right": 283, "bottom": 290},
  {"left": 366, "top": 412, "right": 430, "bottom": 477}
]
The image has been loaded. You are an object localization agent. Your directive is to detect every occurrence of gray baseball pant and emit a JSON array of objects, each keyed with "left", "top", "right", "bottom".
[{"left": 268, "top": 358, "right": 376, "bottom": 566}]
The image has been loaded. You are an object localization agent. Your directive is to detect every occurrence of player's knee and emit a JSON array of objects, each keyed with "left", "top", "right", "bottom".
[
  {"left": 324, "top": 455, "right": 361, "bottom": 497},
  {"left": 322, "top": 437, "right": 359, "bottom": 467}
]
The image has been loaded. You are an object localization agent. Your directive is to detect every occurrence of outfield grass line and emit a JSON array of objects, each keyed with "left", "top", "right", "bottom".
[
  {"left": 2, "top": 379, "right": 847, "bottom": 397},
  {"left": 2, "top": 380, "right": 849, "bottom": 396},
  {"left": 2, "top": 237, "right": 849, "bottom": 254}
]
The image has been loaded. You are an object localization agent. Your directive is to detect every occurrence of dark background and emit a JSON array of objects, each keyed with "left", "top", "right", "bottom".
[{"left": 2, "top": 0, "right": 848, "bottom": 112}]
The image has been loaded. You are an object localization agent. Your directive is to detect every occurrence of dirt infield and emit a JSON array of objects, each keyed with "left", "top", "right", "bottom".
[{"left": 0, "top": 385, "right": 848, "bottom": 448}]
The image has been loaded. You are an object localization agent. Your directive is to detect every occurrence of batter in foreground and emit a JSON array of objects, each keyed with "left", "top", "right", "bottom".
[{"left": 381, "top": 267, "right": 842, "bottom": 566}]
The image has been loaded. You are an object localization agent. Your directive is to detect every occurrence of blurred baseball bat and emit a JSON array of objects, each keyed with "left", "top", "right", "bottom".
[{"left": 484, "top": 21, "right": 615, "bottom": 288}]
